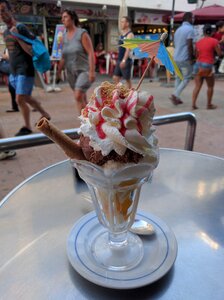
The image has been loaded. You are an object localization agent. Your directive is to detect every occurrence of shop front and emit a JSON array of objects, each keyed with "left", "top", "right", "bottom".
[
  {"left": 131, "top": 10, "right": 169, "bottom": 45},
  {"left": 3, "top": 1, "right": 173, "bottom": 52},
  {"left": 1, "top": 1, "right": 176, "bottom": 78},
  {"left": 7, "top": 1, "right": 119, "bottom": 56},
  {"left": 2, "top": 1, "right": 120, "bottom": 76}
]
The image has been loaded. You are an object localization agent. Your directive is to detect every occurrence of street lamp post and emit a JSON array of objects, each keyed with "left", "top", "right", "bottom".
[{"left": 169, "top": 0, "right": 175, "bottom": 45}]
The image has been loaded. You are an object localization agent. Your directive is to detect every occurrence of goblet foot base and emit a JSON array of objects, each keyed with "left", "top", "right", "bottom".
[{"left": 91, "top": 231, "right": 144, "bottom": 271}]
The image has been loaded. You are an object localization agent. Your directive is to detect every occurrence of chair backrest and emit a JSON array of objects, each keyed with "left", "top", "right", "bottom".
[{"left": 0, "top": 112, "right": 197, "bottom": 152}]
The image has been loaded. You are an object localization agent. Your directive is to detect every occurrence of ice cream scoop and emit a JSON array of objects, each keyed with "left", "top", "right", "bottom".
[{"left": 81, "top": 192, "right": 155, "bottom": 236}]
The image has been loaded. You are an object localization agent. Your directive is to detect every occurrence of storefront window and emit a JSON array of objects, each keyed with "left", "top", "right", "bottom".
[{"left": 14, "top": 14, "right": 43, "bottom": 36}]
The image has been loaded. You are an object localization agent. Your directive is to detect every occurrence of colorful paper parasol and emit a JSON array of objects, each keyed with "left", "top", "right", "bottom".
[{"left": 122, "top": 36, "right": 183, "bottom": 81}]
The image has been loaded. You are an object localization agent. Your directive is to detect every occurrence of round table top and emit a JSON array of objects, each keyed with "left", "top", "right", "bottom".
[{"left": 0, "top": 148, "right": 224, "bottom": 299}]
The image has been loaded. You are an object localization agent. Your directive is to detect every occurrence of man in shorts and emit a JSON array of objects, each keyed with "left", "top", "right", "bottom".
[
  {"left": 113, "top": 16, "right": 134, "bottom": 89},
  {"left": 0, "top": 0, "right": 50, "bottom": 136},
  {"left": 170, "top": 12, "right": 194, "bottom": 105}
]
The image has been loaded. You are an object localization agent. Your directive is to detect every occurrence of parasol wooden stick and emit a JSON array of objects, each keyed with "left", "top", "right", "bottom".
[{"left": 136, "top": 56, "right": 156, "bottom": 91}]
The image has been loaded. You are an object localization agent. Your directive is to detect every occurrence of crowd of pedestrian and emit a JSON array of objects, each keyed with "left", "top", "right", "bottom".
[
  {"left": 170, "top": 12, "right": 223, "bottom": 109},
  {"left": 0, "top": 1, "right": 224, "bottom": 161}
]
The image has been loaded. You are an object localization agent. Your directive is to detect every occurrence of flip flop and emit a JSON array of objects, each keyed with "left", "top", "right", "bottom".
[
  {"left": 169, "top": 95, "right": 183, "bottom": 105},
  {"left": 207, "top": 104, "right": 217, "bottom": 110},
  {"left": 176, "top": 98, "right": 183, "bottom": 104},
  {"left": 6, "top": 109, "right": 19, "bottom": 113},
  {"left": 169, "top": 95, "right": 179, "bottom": 106}
]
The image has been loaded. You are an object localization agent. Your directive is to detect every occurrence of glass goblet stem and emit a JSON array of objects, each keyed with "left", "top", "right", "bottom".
[{"left": 108, "top": 231, "right": 128, "bottom": 248}]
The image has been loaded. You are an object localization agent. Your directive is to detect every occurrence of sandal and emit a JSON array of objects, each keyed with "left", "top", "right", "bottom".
[
  {"left": 15, "top": 127, "right": 32, "bottom": 136},
  {"left": 192, "top": 105, "right": 198, "bottom": 110},
  {"left": 169, "top": 95, "right": 183, "bottom": 106},
  {"left": 207, "top": 104, "right": 217, "bottom": 110}
]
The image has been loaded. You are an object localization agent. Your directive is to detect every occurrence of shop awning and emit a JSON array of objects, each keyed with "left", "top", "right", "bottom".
[{"left": 171, "top": 4, "right": 224, "bottom": 25}]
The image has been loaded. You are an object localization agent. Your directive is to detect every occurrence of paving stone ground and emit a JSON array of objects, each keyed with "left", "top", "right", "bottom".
[{"left": 0, "top": 74, "right": 224, "bottom": 200}]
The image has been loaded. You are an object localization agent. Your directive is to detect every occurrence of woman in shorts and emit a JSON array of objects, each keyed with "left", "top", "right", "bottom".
[
  {"left": 192, "top": 24, "right": 222, "bottom": 110},
  {"left": 57, "top": 9, "right": 95, "bottom": 114}
]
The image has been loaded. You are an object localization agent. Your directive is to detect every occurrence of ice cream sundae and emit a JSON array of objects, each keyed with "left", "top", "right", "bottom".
[{"left": 37, "top": 81, "right": 159, "bottom": 271}]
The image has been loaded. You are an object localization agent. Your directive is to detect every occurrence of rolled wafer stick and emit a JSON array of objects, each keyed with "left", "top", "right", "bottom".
[{"left": 36, "top": 117, "right": 86, "bottom": 160}]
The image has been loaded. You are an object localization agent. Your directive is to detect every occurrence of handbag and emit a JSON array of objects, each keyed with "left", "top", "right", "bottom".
[
  {"left": 11, "top": 31, "right": 51, "bottom": 74},
  {"left": 218, "top": 59, "right": 224, "bottom": 74},
  {"left": 197, "top": 67, "right": 213, "bottom": 77},
  {"left": 0, "top": 59, "right": 10, "bottom": 75}
]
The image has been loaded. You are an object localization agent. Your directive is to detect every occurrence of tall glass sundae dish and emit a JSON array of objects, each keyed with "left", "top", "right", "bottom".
[{"left": 37, "top": 82, "right": 159, "bottom": 271}]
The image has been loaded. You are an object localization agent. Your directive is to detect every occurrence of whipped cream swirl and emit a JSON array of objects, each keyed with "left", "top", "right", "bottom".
[{"left": 80, "top": 83, "right": 158, "bottom": 158}]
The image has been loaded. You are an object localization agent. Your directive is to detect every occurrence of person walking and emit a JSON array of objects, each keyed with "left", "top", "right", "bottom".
[
  {"left": 212, "top": 21, "right": 224, "bottom": 50},
  {"left": 0, "top": 0, "right": 51, "bottom": 136},
  {"left": 192, "top": 24, "right": 222, "bottom": 110},
  {"left": 113, "top": 16, "right": 134, "bottom": 89},
  {"left": 94, "top": 42, "right": 106, "bottom": 74},
  {"left": 0, "top": 124, "right": 16, "bottom": 160},
  {"left": 212, "top": 21, "right": 224, "bottom": 73},
  {"left": 7, "top": 81, "right": 18, "bottom": 112},
  {"left": 170, "top": 12, "right": 194, "bottom": 105},
  {"left": 57, "top": 9, "right": 95, "bottom": 114},
  {"left": 0, "top": 48, "right": 19, "bottom": 112}
]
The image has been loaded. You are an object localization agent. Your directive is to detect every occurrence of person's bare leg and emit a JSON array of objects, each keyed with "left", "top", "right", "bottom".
[
  {"left": 166, "top": 70, "right": 171, "bottom": 84},
  {"left": 0, "top": 124, "right": 16, "bottom": 158},
  {"left": 83, "top": 93, "right": 87, "bottom": 105},
  {"left": 25, "top": 96, "right": 50, "bottom": 119},
  {"left": 74, "top": 90, "right": 87, "bottom": 114},
  {"left": 125, "top": 79, "right": 132, "bottom": 89},
  {"left": 0, "top": 123, "right": 5, "bottom": 138},
  {"left": 192, "top": 75, "right": 203, "bottom": 109},
  {"left": 149, "top": 65, "right": 155, "bottom": 82},
  {"left": 16, "top": 95, "right": 32, "bottom": 130},
  {"left": 205, "top": 75, "right": 215, "bottom": 107}
]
